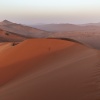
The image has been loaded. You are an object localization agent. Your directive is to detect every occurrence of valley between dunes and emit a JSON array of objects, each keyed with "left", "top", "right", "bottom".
[{"left": 0, "top": 39, "right": 100, "bottom": 100}]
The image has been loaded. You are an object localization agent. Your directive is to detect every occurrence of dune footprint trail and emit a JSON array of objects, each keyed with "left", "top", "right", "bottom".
[{"left": 0, "top": 39, "right": 100, "bottom": 100}]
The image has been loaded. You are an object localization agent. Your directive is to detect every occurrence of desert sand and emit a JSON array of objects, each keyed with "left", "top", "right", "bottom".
[
  {"left": 0, "top": 39, "right": 100, "bottom": 100},
  {"left": 0, "top": 20, "right": 51, "bottom": 38},
  {"left": 0, "top": 29, "right": 26, "bottom": 42},
  {"left": 33, "top": 23, "right": 100, "bottom": 49},
  {"left": 49, "top": 32, "right": 100, "bottom": 49}
]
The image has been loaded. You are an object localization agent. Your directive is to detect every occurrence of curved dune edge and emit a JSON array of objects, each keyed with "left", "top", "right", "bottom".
[
  {"left": 48, "top": 37, "right": 85, "bottom": 45},
  {"left": 49, "top": 33, "right": 100, "bottom": 49},
  {"left": 0, "top": 39, "right": 100, "bottom": 100},
  {"left": 0, "top": 39, "right": 75, "bottom": 86}
]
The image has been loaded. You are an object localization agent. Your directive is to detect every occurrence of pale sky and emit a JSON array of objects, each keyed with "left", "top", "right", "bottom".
[{"left": 0, "top": 0, "right": 100, "bottom": 24}]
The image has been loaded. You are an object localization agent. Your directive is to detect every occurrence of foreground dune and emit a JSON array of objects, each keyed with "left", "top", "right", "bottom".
[
  {"left": 0, "top": 42, "right": 13, "bottom": 53},
  {"left": 0, "top": 39, "right": 74, "bottom": 86},
  {"left": 0, "top": 39, "right": 100, "bottom": 100}
]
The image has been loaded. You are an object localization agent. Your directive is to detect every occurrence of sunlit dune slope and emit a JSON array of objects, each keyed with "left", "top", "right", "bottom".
[
  {"left": 0, "top": 42, "right": 13, "bottom": 53},
  {"left": 0, "top": 39, "right": 74, "bottom": 86},
  {"left": 0, "top": 39, "right": 100, "bottom": 100}
]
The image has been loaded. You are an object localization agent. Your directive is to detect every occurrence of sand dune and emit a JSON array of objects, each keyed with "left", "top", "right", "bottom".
[
  {"left": 0, "top": 42, "right": 13, "bottom": 53},
  {"left": 0, "top": 29, "right": 26, "bottom": 42},
  {"left": 0, "top": 39, "right": 100, "bottom": 100},
  {"left": 49, "top": 32, "right": 100, "bottom": 49},
  {"left": 33, "top": 23, "right": 100, "bottom": 49},
  {"left": 0, "top": 39, "right": 74, "bottom": 86},
  {"left": 0, "top": 20, "right": 51, "bottom": 38}
]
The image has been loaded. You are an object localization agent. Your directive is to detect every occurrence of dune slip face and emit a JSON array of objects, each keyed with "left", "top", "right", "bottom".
[
  {"left": 0, "top": 20, "right": 51, "bottom": 38},
  {"left": 0, "top": 29, "right": 26, "bottom": 42},
  {"left": 0, "top": 39, "right": 100, "bottom": 100}
]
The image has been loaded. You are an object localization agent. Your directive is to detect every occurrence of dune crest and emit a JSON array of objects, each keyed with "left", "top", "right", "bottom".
[{"left": 0, "top": 20, "right": 51, "bottom": 38}]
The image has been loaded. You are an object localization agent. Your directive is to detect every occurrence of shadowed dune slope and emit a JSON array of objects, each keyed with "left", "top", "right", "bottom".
[
  {"left": 0, "top": 20, "right": 51, "bottom": 38},
  {"left": 0, "top": 29, "right": 26, "bottom": 42},
  {"left": 49, "top": 32, "right": 100, "bottom": 49},
  {"left": 0, "top": 39, "right": 100, "bottom": 100}
]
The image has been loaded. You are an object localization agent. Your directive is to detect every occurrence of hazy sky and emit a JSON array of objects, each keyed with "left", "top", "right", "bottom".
[{"left": 0, "top": 0, "right": 100, "bottom": 24}]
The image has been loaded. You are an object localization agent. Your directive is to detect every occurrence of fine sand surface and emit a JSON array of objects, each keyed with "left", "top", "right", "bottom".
[
  {"left": 0, "top": 29, "right": 26, "bottom": 42},
  {"left": 0, "top": 42, "right": 13, "bottom": 53},
  {"left": 0, "top": 39, "right": 100, "bottom": 100},
  {"left": 0, "top": 39, "right": 74, "bottom": 86}
]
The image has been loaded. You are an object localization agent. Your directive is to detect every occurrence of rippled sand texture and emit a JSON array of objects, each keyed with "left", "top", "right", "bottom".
[{"left": 0, "top": 39, "right": 100, "bottom": 100}]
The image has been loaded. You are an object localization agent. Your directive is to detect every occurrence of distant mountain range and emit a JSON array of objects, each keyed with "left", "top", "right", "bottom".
[
  {"left": 83, "top": 22, "right": 100, "bottom": 26},
  {"left": 32, "top": 22, "right": 100, "bottom": 32}
]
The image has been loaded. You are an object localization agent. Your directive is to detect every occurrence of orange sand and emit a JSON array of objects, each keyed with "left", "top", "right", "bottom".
[
  {"left": 0, "top": 39, "right": 74, "bottom": 86},
  {"left": 0, "top": 39, "right": 99, "bottom": 100},
  {"left": 0, "top": 29, "right": 26, "bottom": 42}
]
